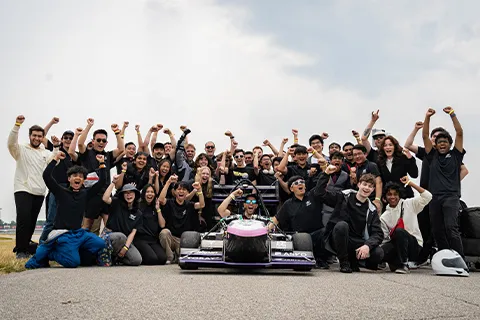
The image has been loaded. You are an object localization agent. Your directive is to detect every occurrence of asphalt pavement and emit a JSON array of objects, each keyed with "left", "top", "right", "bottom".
[{"left": 1, "top": 265, "right": 479, "bottom": 320}]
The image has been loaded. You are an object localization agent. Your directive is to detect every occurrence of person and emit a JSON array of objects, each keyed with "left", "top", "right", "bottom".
[
  {"left": 328, "top": 142, "right": 341, "bottom": 158},
  {"left": 360, "top": 110, "right": 385, "bottom": 164},
  {"left": 114, "top": 141, "right": 137, "bottom": 174},
  {"left": 270, "top": 175, "right": 329, "bottom": 268},
  {"left": 40, "top": 130, "right": 75, "bottom": 243},
  {"left": 175, "top": 128, "right": 196, "bottom": 182},
  {"left": 307, "top": 133, "right": 329, "bottom": 163},
  {"left": 115, "top": 152, "right": 154, "bottom": 192},
  {"left": 8, "top": 115, "right": 55, "bottom": 259},
  {"left": 422, "top": 107, "right": 466, "bottom": 259},
  {"left": 254, "top": 153, "right": 276, "bottom": 186},
  {"left": 204, "top": 141, "right": 218, "bottom": 169},
  {"left": 25, "top": 152, "right": 108, "bottom": 268},
  {"left": 158, "top": 175, "right": 204, "bottom": 264},
  {"left": 72, "top": 118, "right": 125, "bottom": 231},
  {"left": 380, "top": 177, "right": 432, "bottom": 273},
  {"left": 133, "top": 184, "right": 168, "bottom": 265},
  {"left": 318, "top": 166, "right": 384, "bottom": 273},
  {"left": 190, "top": 166, "right": 216, "bottom": 230},
  {"left": 227, "top": 149, "right": 257, "bottom": 185},
  {"left": 341, "top": 142, "right": 356, "bottom": 174},
  {"left": 218, "top": 189, "right": 259, "bottom": 219},
  {"left": 377, "top": 135, "right": 418, "bottom": 198},
  {"left": 102, "top": 181, "right": 143, "bottom": 266},
  {"left": 145, "top": 125, "right": 176, "bottom": 164}
]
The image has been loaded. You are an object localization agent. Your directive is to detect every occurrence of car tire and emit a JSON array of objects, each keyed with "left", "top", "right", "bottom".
[
  {"left": 180, "top": 231, "right": 201, "bottom": 249},
  {"left": 179, "top": 262, "right": 198, "bottom": 270},
  {"left": 292, "top": 233, "right": 313, "bottom": 252}
]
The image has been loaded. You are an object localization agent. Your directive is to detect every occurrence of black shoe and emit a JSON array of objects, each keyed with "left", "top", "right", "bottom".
[
  {"left": 16, "top": 252, "right": 32, "bottom": 260},
  {"left": 315, "top": 260, "right": 330, "bottom": 269},
  {"left": 378, "top": 262, "right": 387, "bottom": 270},
  {"left": 340, "top": 261, "right": 352, "bottom": 273},
  {"left": 351, "top": 264, "right": 360, "bottom": 272}
]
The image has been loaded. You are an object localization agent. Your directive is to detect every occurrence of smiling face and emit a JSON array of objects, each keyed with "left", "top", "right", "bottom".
[
  {"left": 244, "top": 153, "right": 253, "bottom": 165},
  {"left": 243, "top": 197, "right": 258, "bottom": 217},
  {"left": 68, "top": 173, "right": 85, "bottom": 191},
  {"left": 153, "top": 147, "right": 165, "bottom": 161},
  {"left": 289, "top": 178, "right": 306, "bottom": 197},
  {"left": 159, "top": 161, "right": 171, "bottom": 177},
  {"left": 123, "top": 190, "right": 136, "bottom": 205},
  {"left": 205, "top": 142, "right": 216, "bottom": 157},
  {"left": 164, "top": 143, "right": 172, "bottom": 154},
  {"left": 29, "top": 130, "right": 44, "bottom": 148},
  {"left": 135, "top": 154, "right": 148, "bottom": 170},
  {"left": 198, "top": 155, "right": 209, "bottom": 168},
  {"left": 93, "top": 133, "right": 108, "bottom": 152},
  {"left": 329, "top": 144, "right": 340, "bottom": 155},
  {"left": 386, "top": 188, "right": 400, "bottom": 208},
  {"left": 200, "top": 167, "right": 211, "bottom": 183},
  {"left": 175, "top": 186, "right": 188, "bottom": 202},
  {"left": 126, "top": 144, "right": 136, "bottom": 158},
  {"left": 343, "top": 145, "right": 353, "bottom": 161},
  {"left": 382, "top": 138, "right": 395, "bottom": 158},
  {"left": 435, "top": 137, "right": 452, "bottom": 155},
  {"left": 234, "top": 151, "right": 245, "bottom": 166},
  {"left": 144, "top": 186, "right": 156, "bottom": 204},
  {"left": 186, "top": 146, "right": 196, "bottom": 161},
  {"left": 330, "top": 157, "right": 343, "bottom": 172},
  {"left": 358, "top": 181, "right": 374, "bottom": 198},
  {"left": 353, "top": 149, "right": 366, "bottom": 165},
  {"left": 310, "top": 139, "right": 323, "bottom": 153},
  {"left": 295, "top": 152, "right": 308, "bottom": 166},
  {"left": 61, "top": 134, "right": 73, "bottom": 149},
  {"left": 260, "top": 156, "right": 272, "bottom": 169}
]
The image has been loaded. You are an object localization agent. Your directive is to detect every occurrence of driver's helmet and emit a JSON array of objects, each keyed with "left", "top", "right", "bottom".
[{"left": 431, "top": 249, "right": 469, "bottom": 277}]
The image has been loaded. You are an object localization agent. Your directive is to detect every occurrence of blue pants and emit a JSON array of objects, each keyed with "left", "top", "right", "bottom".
[
  {"left": 40, "top": 192, "right": 56, "bottom": 242},
  {"left": 26, "top": 229, "right": 106, "bottom": 269}
]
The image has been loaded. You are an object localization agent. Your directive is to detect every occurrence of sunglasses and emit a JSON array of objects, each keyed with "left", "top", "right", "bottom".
[
  {"left": 96, "top": 139, "right": 107, "bottom": 143},
  {"left": 234, "top": 154, "right": 244, "bottom": 159},
  {"left": 245, "top": 199, "right": 257, "bottom": 204},
  {"left": 373, "top": 135, "right": 385, "bottom": 140},
  {"left": 62, "top": 136, "right": 73, "bottom": 141},
  {"left": 205, "top": 146, "right": 215, "bottom": 149},
  {"left": 292, "top": 180, "right": 305, "bottom": 186}
]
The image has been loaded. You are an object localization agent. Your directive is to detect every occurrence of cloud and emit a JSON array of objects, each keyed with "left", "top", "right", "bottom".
[{"left": 0, "top": 0, "right": 479, "bottom": 221}]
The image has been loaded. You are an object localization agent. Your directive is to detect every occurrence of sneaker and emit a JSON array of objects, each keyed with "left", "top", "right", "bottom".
[
  {"left": 351, "top": 264, "right": 360, "bottom": 272},
  {"left": 340, "top": 261, "right": 352, "bottom": 273},
  {"left": 165, "top": 260, "right": 172, "bottom": 265},
  {"left": 395, "top": 265, "right": 410, "bottom": 274},
  {"left": 378, "top": 262, "right": 387, "bottom": 270},
  {"left": 315, "top": 260, "right": 330, "bottom": 270},
  {"left": 16, "top": 252, "right": 32, "bottom": 260}
]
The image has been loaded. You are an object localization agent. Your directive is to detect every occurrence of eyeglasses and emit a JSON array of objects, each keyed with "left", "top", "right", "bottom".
[
  {"left": 96, "top": 139, "right": 107, "bottom": 143},
  {"left": 292, "top": 180, "right": 305, "bottom": 186},
  {"left": 62, "top": 136, "right": 73, "bottom": 141},
  {"left": 234, "top": 155, "right": 244, "bottom": 159},
  {"left": 205, "top": 146, "right": 215, "bottom": 149},
  {"left": 373, "top": 135, "right": 385, "bottom": 140},
  {"left": 245, "top": 199, "right": 257, "bottom": 204}
]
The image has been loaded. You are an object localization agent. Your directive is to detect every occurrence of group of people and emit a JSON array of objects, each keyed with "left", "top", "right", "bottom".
[{"left": 7, "top": 106, "right": 469, "bottom": 273}]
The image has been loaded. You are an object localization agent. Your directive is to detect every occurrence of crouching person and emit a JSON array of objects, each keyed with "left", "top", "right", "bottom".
[
  {"left": 26, "top": 153, "right": 109, "bottom": 269},
  {"left": 319, "top": 166, "right": 384, "bottom": 273},
  {"left": 380, "top": 177, "right": 432, "bottom": 273},
  {"left": 158, "top": 174, "right": 204, "bottom": 264},
  {"left": 102, "top": 179, "right": 142, "bottom": 266}
]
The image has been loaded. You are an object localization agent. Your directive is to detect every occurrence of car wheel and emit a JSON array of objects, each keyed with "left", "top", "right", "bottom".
[
  {"left": 179, "top": 262, "right": 198, "bottom": 270},
  {"left": 293, "top": 265, "right": 313, "bottom": 272},
  {"left": 292, "top": 233, "right": 313, "bottom": 252},
  {"left": 180, "top": 231, "right": 201, "bottom": 248}
]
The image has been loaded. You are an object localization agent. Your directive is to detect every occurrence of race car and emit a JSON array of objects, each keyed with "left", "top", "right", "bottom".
[{"left": 178, "top": 214, "right": 316, "bottom": 271}]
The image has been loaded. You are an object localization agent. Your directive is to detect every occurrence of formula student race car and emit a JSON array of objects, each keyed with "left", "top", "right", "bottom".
[{"left": 178, "top": 214, "right": 315, "bottom": 271}]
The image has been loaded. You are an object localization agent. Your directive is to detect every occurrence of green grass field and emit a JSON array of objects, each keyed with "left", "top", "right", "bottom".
[{"left": 0, "top": 238, "right": 27, "bottom": 274}]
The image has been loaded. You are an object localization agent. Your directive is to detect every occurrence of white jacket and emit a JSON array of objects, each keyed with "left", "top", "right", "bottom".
[
  {"left": 8, "top": 126, "right": 54, "bottom": 196},
  {"left": 380, "top": 190, "right": 432, "bottom": 246}
]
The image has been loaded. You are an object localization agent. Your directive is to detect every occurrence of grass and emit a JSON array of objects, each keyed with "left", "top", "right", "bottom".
[{"left": 0, "top": 238, "right": 27, "bottom": 274}]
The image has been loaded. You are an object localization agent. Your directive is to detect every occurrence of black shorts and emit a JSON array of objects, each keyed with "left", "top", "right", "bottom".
[{"left": 85, "top": 194, "right": 109, "bottom": 219}]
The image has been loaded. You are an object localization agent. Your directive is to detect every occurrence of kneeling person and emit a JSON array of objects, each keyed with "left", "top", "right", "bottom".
[
  {"left": 319, "top": 166, "right": 384, "bottom": 273},
  {"left": 26, "top": 153, "right": 108, "bottom": 269}
]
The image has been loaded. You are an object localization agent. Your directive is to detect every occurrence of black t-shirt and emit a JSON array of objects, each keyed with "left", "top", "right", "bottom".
[
  {"left": 229, "top": 166, "right": 257, "bottom": 184},
  {"left": 78, "top": 149, "right": 116, "bottom": 189},
  {"left": 162, "top": 199, "right": 200, "bottom": 238},
  {"left": 366, "top": 149, "right": 379, "bottom": 164},
  {"left": 122, "top": 163, "right": 150, "bottom": 191},
  {"left": 45, "top": 144, "right": 74, "bottom": 185},
  {"left": 426, "top": 148, "right": 465, "bottom": 195},
  {"left": 106, "top": 197, "right": 142, "bottom": 235},
  {"left": 148, "top": 154, "right": 172, "bottom": 171},
  {"left": 256, "top": 170, "right": 276, "bottom": 186},
  {"left": 346, "top": 194, "right": 368, "bottom": 242},
  {"left": 355, "top": 160, "right": 380, "bottom": 181},
  {"left": 136, "top": 202, "right": 160, "bottom": 240},
  {"left": 416, "top": 147, "right": 430, "bottom": 189}
]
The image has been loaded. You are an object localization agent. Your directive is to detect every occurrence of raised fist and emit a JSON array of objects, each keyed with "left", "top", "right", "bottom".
[
  {"left": 232, "top": 189, "right": 243, "bottom": 198},
  {"left": 402, "top": 148, "right": 413, "bottom": 159},
  {"left": 163, "top": 128, "right": 171, "bottom": 135},
  {"left": 292, "top": 129, "right": 298, "bottom": 136},
  {"left": 96, "top": 154, "right": 105, "bottom": 163},
  {"left": 135, "top": 125, "right": 140, "bottom": 132},
  {"left": 426, "top": 108, "right": 436, "bottom": 117},
  {"left": 87, "top": 118, "right": 94, "bottom": 125},
  {"left": 180, "top": 125, "right": 187, "bottom": 132},
  {"left": 352, "top": 130, "right": 359, "bottom": 138},
  {"left": 282, "top": 137, "right": 289, "bottom": 144},
  {"left": 52, "top": 117, "right": 60, "bottom": 124},
  {"left": 400, "top": 176, "right": 410, "bottom": 185},
  {"left": 443, "top": 106, "right": 453, "bottom": 114},
  {"left": 123, "top": 121, "right": 129, "bottom": 128},
  {"left": 156, "top": 124, "right": 164, "bottom": 130},
  {"left": 308, "top": 167, "right": 317, "bottom": 177},
  {"left": 151, "top": 125, "right": 159, "bottom": 132},
  {"left": 169, "top": 174, "right": 178, "bottom": 184},
  {"left": 414, "top": 121, "right": 423, "bottom": 130},
  {"left": 192, "top": 182, "right": 201, "bottom": 191},
  {"left": 149, "top": 167, "right": 156, "bottom": 177},
  {"left": 51, "top": 135, "right": 60, "bottom": 146},
  {"left": 307, "top": 147, "right": 314, "bottom": 153},
  {"left": 224, "top": 131, "right": 233, "bottom": 137},
  {"left": 324, "top": 165, "right": 337, "bottom": 175},
  {"left": 16, "top": 115, "right": 25, "bottom": 124},
  {"left": 263, "top": 139, "right": 270, "bottom": 146},
  {"left": 112, "top": 175, "right": 120, "bottom": 184},
  {"left": 111, "top": 124, "right": 119, "bottom": 132},
  {"left": 288, "top": 147, "right": 295, "bottom": 156},
  {"left": 56, "top": 152, "right": 66, "bottom": 160},
  {"left": 321, "top": 132, "right": 329, "bottom": 140},
  {"left": 274, "top": 172, "right": 283, "bottom": 179},
  {"left": 75, "top": 127, "right": 83, "bottom": 135}
]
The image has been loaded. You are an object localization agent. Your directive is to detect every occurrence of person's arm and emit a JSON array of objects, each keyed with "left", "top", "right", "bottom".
[
  {"left": 275, "top": 172, "right": 291, "bottom": 194},
  {"left": 192, "top": 182, "right": 205, "bottom": 210},
  {"left": 120, "top": 121, "right": 129, "bottom": 138},
  {"left": 135, "top": 125, "right": 144, "bottom": 152},
  {"left": 114, "top": 152, "right": 126, "bottom": 164},
  {"left": 179, "top": 125, "right": 189, "bottom": 146},
  {"left": 292, "top": 129, "right": 299, "bottom": 145},
  {"left": 315, "top": 167, "right": 341, "bottom": 208},
  {"left": 218, "top": 189, "right": 243, "bottom": 217},
  {"left": 42, "top": 117, "right": 59, "bottom": 146},
  {"left": 118, "top": 229, "right": 137, "bottom": 258},
  {"left": 307, "top": 147, "right": 328, "bottom": 171},
  {"left": 422, "top": 108, "right": 435, "bottom": 154},
  {"left": 155, "top": 198, "right": 166, "bottom": 228},
  {"left": 143, "top": 125, "right": 155, "bottom": 155},
  {"left": 277, "top": 137, "right": 288, "bottom": 158},
  {"left": 102, "top": 175, "right": 119, "bottom": 205},
  {"left": 262, "top": 139, "right": 279, "bottom": 156},
  {"left": 351, "top": 130, "right": 362, "bottom": 145},
  {"left": 111, "top": 123, "right": 125, "bottom": 159},
  {"left": 374, "top": 177, "right": 383, "bottom": 213},
  {"left": 460, "top": 165, "right": 469, "bottom": 181},
  {"left": 404, "top": 122, "right": 423, "bottom": 154},
  {"left": 68, "top": 127, "right": 82, "bottom": 162},
  {"left": 88, "top": 155, "right": 107, "bottom": 198},
  {"left": 163, "top": 128, "right": 176, "bottom": 160},
  {"left": 277, "top": 147, "right": 293, "bottom": 175},
  {"left": 402, "top": 150, "right": 418, "bottom": 178},
  {"left": 400, "top": 177, "right": 432, "bottom": 214},
  {"left": 115, "top": 162, "right": 128, "bottom": 189},
  {"left": 42, "top": 153, "right": 64, "bottom": 194},
  {"left": 253, "top": 150, "right": 260, "bottom": 176},
  {"left": 78, "top": 118, "right": 94, "bottom": 154},
  {"left": 159, "top": 175, "right": 177, "bottom": 205},
  {"left": 443, "top": 107, "right": 463, "bottom": 152},
  {"left": 361, "top": 110, "right": 379, "bottom": 154},
  {"left": 8, "top": 115, "right": 25, "bottom": 160},
  {"left": 379, "top": 217, "right": 390, "bottom": 244}
]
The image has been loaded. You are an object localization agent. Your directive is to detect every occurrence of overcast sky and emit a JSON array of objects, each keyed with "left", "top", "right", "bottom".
[{"left": 1, "top": 0, "right": 479, "bottom": 222}]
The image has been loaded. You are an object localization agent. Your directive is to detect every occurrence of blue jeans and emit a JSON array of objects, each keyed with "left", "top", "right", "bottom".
[{"left": 40, "top": 193, "right": 56, "bottom": 242}]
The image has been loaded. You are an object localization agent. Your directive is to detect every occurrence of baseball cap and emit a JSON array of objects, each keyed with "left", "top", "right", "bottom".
[
  {"left": 62, "top": 130, "right": 74, "bottom": 138},
  {"left": 372, "top": 129, "right": 386, "bottom": 138}
]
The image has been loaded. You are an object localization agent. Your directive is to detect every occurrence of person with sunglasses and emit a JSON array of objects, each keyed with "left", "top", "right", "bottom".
[
  {"left": 204, "top": 141, "right": 218, "bottom": 169},
  {"left": 72, "top": 118, "right": 125, "bottom": 232},
  {"left": 360, "top": 110, "right": 385, "bottom": 165},
  {"left": 269, "top": 174, "right": 330, "bottom": 269},
  {"left": 218, "top": 189, "right": 259, "bottom": 219},
  {"left": 227, "top": 149, "right": 257, "bottom": 185}
]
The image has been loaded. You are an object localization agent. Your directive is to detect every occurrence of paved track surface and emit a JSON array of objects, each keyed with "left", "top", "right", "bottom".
[{"left": 1, "top": 265, "right": 479, "bottom": 320}]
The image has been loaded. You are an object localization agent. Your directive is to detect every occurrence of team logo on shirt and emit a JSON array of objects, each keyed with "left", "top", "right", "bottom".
[
  {"left": 129, "top": 214, "right": 137, "bottom": 221},
  {"left": 182, "top": 210, "right": 186, "bottom": 216},
  {"left": 445, "top": 154, "right": 451, "bottom": 159},
  {"left": 306, "top": 200, "right": 312, "bottom": 207}
]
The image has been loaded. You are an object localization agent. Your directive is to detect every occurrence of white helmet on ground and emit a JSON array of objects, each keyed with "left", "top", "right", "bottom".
[{"left": 431, "top": 249, "right": 469, "bottom": 277}]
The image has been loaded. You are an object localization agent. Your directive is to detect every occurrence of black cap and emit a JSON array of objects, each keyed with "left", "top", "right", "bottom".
[
  {"left": 62, "top": 130, "right": 74, "bottom": 138},
  {"left": 153, "top": 142, "right": 165, "bottom": 150}
]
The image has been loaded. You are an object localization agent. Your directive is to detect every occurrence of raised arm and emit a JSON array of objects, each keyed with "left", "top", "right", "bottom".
[
  {"left": 404, "top": 121, "right": 423, "bottom": 154},
  {"left": 253, "top": 150, "right": 260, "bottom": 176},
  {"left": 68, "top": 127, "right": 82, "bottom": 162},
  {"left": 163, "top": 128, "right": 176, "bottom": 160},
  {"left": 277, "top": 137, "right": 288, "bottom": 158},
  {"left": 155, "top": 198, "right": 166, "bottom": 228},
  {"left": 422, "top": 108, "right": 435, "bottom": 154},
  {"left": 144, "top": 125, "right": 156, "bottom": 154},
  {"left": 102, "top": 175, "right": 119, "bottom": 205},
  {"left": 192, "top": 182, "right": 205, "bottom": 210},
  {"left": 120, "top": 121, "right": 129, "bottom": 138},
  {"left": 78, "top": 118, "right": 94, "bottom": 154},
  {"left": 443, "top": 106, "right": 463, "bottom": 152},
  {"left": 277, "top": 147, "right": 293, "bottom": 175},
  {"left": 361, "top": 110, "right": 380, "bottom": 155},
  {"left": 111, "top": 123, "right": 125, "bottom": 159},
  {"left": 315, "top": 167, "right": 341, "bottom": 208},
  {"left": 218, "top": 189, "right": 243, "bottom": 217},
  {"left": 42, "top": 152, "right": 65, "bottom": 195},
  {"left": 263, "top": 139, "right": 279, "bottom": 156},
  {"left": 42, "top": 117, "right": 59, "bottom": 146},
  {"left": 88, "top": 155, "right": 107, "bottom": 198},
  {"left": 135, "top": 124, "right": 145, "bottom": 152},
  {"left": 159, "top": 174, "right": 177, "bottom": 206},
  {"left": 400, "top": 177, "right": 432, "bottom": 214},
  {"left": 8, "top": 115, "right": 24, "bottom": 160},
  {"left": 115, "top": 162, "right": 128, "bottom": 189}
]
